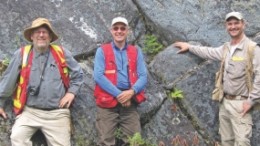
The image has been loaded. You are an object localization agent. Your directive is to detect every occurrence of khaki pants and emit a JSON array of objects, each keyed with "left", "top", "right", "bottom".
[
  {"left": 96, "top": 104, "right": 141, "bottom": 146},
  {"left": 219, "top": 98, "right": 253, "bottom": 146},
  {"left": 10, "top": 106, "right": 71, "bottom": 146}
]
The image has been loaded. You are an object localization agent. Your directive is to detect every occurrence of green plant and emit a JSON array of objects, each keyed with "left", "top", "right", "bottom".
[
  {"left": 128, "top": 133, "right": 145, "bottom": 146},
  {"left": 114, "top": 128, "right": 123, "bottom": 139},
  {"left": 143, "top": 34, "right": 163, "bottom": 55},
  {"left": 170, "top": 88, "right": 184, "bottom": 99},
  {"left": 2, "top": 57, "right": 10, "bottom": 66},
  {"left": 128, "top": 133, "right": 156, "bottom": 146},
  {"left": 0, "top": 58, "right": 10, "bottom": 75}
]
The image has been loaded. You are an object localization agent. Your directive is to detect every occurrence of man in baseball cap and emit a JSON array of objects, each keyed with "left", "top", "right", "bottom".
[
  {"left": 174, "top": 11, "right": 259, "bottom": 146},
  {"left": 94, "top": 16, "right": 147, "bottom": 146}
]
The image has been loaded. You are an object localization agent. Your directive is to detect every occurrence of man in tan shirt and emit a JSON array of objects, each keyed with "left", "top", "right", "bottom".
[{"left": 174, "top": 12, "right": 260, "bottom": 146}]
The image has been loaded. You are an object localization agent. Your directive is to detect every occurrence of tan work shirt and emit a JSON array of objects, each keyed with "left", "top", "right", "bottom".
[{"left": 189, "top": 36, "right": 260, "bottom": 105}]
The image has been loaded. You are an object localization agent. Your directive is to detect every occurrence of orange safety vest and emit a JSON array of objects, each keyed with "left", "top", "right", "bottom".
[
  {"left": 94, "top": 43, "right": 146, "bottom": 108},
  {"left": 13, "top": 45, "right": 70, "bottom": 115}
]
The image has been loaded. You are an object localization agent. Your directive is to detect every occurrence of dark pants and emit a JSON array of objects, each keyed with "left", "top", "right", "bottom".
[{"left": 96, "top": 103, "right": 141, "bottom": 146}]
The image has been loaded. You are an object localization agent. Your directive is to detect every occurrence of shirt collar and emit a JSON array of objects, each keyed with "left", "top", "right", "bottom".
[
  {"left": 112, "top": 41, "right": 128, "bottom": 51},
  {"left": 33, "top": 47, "right": 50, "bottom": 58},
  {"left": 229, "top": 35, "right": 248, "bottom": 50}
]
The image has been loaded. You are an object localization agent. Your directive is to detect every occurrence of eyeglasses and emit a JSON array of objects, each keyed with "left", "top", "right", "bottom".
[
  {"left": 112, "top": 26, "right": 127, "bottom": 31},
  {"left": 34, "top": 30, "right": 49, "bottom": 35}
]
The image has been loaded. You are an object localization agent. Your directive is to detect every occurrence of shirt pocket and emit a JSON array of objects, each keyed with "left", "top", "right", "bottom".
[
  {"left": 47, "top": 61, "right": 61, "bottom": 81},
  {"left": 226, "top": 59, "right": 246, "bottom": 79}
]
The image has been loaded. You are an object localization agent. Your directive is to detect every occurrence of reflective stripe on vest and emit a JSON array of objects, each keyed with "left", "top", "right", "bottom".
[
  {"left": 94, "top": 43, "right": 146, "bottom": 108},
  {"left": 13, "top": 45, "right": 70, "bottom": 115}
]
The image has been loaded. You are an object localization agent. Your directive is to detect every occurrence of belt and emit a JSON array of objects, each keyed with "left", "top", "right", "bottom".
[
  {"left": 224, "top": 94, "right": 247, "bottom": 100},
  {"left": 27, "top": 106, "right": 57, "bottom": 111}
]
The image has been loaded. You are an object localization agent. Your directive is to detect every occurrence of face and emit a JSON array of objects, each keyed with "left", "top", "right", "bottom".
[
  {"left": 225, "top": 18, "right": 245, "bottom": 39},
  {"left": 110, "top": 23, "right": 129, "bottom": 44},
  {"left": 30, "top": 26, "right": 52, "bottom": 51}
]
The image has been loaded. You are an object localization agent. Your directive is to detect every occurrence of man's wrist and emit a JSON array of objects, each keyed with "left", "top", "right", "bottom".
[{"left": 130, "top": 88, "right": 135, "bottom": 95}]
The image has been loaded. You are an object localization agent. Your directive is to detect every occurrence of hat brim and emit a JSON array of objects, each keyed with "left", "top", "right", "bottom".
[
  {"left": 23, "top": 23, "right": 58, "bottom": 42},
  {"left": 225, "top": 16, "right": 242, "bottom": 21}
]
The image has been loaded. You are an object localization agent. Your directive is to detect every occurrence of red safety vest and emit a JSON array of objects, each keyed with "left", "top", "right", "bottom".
[
  {"left": 13, "top": 45, "right": 70, "bottom": 115},
  {"left": 94, "top": 43, "right": 146, "bottom": 108}
]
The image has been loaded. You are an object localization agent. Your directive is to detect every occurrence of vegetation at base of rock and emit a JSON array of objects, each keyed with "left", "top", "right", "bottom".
[
  {"left": 142, "top": 34, "right": 163, "bottom": 55},
  {"left": 170, "top": 88, "right": 184, "bottom": 99},
  {"left": 114, "top": 128, "right": 123, "bottom": 139},
  {"left": 128, "top": 133, "right": 156, "bottom": 146},
  {"left": 0, "top": 58, "right": 10, "bottom": 75}
]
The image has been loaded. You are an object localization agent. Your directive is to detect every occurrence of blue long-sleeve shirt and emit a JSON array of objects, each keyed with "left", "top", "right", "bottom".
[{"left": 94, "top": 42, "right": 147, "bottom": 98}]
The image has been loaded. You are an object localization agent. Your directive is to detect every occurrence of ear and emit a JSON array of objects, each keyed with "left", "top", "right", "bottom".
[{"left": 110, "top": 27, "right": 113, "bottom": 34}]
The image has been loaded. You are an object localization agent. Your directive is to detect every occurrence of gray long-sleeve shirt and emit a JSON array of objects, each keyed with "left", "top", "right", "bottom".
[
  {"left": 189, "top": 36, "right": 260, "bottom": 105},
  {"left": 0, "top": 45, "right": 83, "bottom": 109}
]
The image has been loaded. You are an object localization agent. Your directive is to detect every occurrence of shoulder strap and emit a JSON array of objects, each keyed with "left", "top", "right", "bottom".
[
  {"left": 101, "top": 43, "right": 115, "bottom": 63},
  {"left": 101, "top": 43, "right": 116, "bottom": 69},
  {"left": 21, "top": 45, "right": 33, "bottom": 68},
  {"left": 126, "top": 45, "right": 138, "bottom": 64},
  {"left": 101, "top": 43, "right": 117, "bottom": 84},
  {"left": 50, "top": 45, "right": 70, "bottom": 89},
  {"left": 245, "top": 40, "right": 257, "bottom": 91},
  {"left": 219, "top": 43, "right": 229, "bottom": 74}
]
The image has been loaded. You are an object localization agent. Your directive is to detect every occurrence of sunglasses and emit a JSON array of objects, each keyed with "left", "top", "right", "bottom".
[{"left": 112, "top": 26, "right": 127, "bottom": 31}]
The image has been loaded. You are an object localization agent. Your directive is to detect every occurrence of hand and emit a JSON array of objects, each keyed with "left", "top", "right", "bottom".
[
  {"left": 59, "top": 92, "right": 75, "bottom": 108},
  {"left": 0, "top": 108, "right": 7, "bottom": 119},
  {"left": 173, "top": 42, "right": 190, "bottom": 53},
  {"left": 122, "top": 100, "right": 131, "bottom": 108},
  {"left": 117, "top": 89, "right": 135, "bottom": 104},
  {"left": 242, "top": 100, "right": 252, "bottom": 117}
]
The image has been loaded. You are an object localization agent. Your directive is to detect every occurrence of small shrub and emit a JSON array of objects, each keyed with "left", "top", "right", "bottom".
[
  {"left": 143, "top": 34, "right": 163, "bottom": 55},
  {"left": 128, "top": 133, "right": 156, "bottom": 146}
]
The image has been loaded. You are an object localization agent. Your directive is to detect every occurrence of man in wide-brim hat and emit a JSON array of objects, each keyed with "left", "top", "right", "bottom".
[
  {"left": 0, "top": 17, "right": 83, "bottom": 146},
  {"left": 24, "top": 17, "right": 58, "bottom": 42}
]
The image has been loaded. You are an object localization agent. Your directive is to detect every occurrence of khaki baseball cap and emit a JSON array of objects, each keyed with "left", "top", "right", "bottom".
[
  {"left": 111, "top": 17, "right": 128, "bottom": 26},
  {"left": 225, "top": 12, "right": 243, "bottom": 21}
]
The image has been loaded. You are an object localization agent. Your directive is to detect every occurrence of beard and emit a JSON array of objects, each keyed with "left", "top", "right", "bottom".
[{"left": 34, "top": 41, "right": 50, "bottom": 52}]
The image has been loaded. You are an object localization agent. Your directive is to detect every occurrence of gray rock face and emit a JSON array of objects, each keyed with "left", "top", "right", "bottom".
[{"left": 1, "top": 0, "right": 260, "bottom": 146}]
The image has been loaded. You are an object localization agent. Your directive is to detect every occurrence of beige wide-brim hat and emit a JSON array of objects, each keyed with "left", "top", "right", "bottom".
[{"left": 24, "top": 18, "right": 58, "bottom": 42}]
